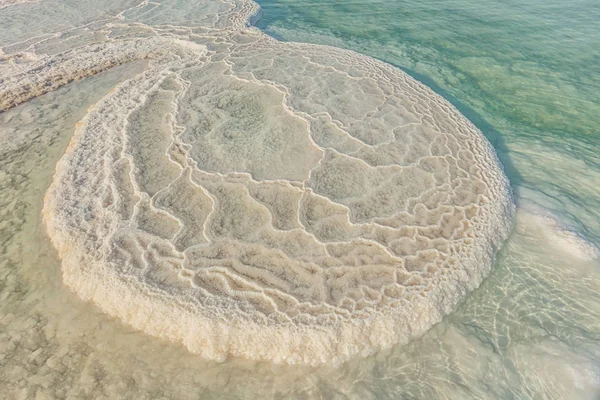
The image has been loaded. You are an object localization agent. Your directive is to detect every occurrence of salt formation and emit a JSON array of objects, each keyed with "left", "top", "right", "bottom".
[
  {"left": 0, "top": 39, "right": 168, "bottom": 112},
  {"left": 11, "top": 0, "right": 515, "bottom": 365},
  {"left": 0, "top": 0, "right": 37, "bottom": 9}
]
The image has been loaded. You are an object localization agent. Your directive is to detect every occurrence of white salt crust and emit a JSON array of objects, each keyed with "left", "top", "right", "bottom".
[
  {"left": 0, "top": 0, "right": 37, "bottom": 10},
  {"left": 29, "top": 0, "right": 514, "bottom": 365}
]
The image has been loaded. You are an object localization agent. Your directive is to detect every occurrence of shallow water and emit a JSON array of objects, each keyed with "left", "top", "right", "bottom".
[
  {"left": 0, "top": 0, "right": 599, "bottom": 398},
  {"left": 252, "top": 0, "right": 600, "bottom": 395},
  {"left": 255, "top": 0, "right": 600, "bottom": 239}
]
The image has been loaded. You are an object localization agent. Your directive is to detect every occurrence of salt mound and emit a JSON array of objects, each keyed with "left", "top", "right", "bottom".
[
  {"left": 0, "top": 0, "right": 37, "bottom": 9},
  {"left": 39, "top": 8, "right": 513, "bottom": 365}
]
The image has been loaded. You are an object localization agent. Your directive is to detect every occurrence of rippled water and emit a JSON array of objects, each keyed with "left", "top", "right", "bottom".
[
  {"left": 0, "top": 0, "right": 599, "bottom": 398},
  {"left": 254, "top": 0, "right": 600, "bottom": 395}
]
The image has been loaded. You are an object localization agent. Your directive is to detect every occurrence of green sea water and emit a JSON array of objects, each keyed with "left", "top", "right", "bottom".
[
  {"left": 252, "top": 0, "right": 600, "bottom": 397},
  {"left": 0, "top": 0, "right": 599, "bottom": 398},
  {"left": 255, "top": 0, "right": 600, "bottom": 244}
]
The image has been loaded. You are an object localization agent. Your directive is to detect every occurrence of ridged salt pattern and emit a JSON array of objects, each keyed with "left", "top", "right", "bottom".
[
  {"left": 27, "top": 0, "right": 515, "bottom": 365},
  {"left": 0, "top": 0, "right": 36, "bottom": 9}
]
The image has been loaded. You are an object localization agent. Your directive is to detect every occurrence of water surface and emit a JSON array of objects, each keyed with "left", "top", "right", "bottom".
[
  {"left": 254, "top": 0, "right": 600, "bottom": 397},
  {"left": 0, "top": 0, "right": 599, "bottom": 398}
]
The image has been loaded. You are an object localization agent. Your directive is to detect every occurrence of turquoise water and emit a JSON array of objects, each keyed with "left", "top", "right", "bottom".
[
  {"left": 255, "top": 0, "right": 600, "bottom": 244},
  {"left": 0, "top": 0, "right": 599, "bottom": 398},
  {"left": 253, "top": 0, "right": 600, "bottom": 397}
]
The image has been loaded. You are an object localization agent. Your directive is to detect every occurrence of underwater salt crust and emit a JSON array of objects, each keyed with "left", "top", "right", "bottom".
[
  {"left": 0, "top": 0, "right": 36, "bottom": 9},
  {"left": 0, "top": 0, "right": 514, "bottom": 365}
]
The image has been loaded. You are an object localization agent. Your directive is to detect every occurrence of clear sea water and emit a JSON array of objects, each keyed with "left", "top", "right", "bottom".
[
  {"left": 252, "top": 0, "right": 600, "bottom": 396},
  {"left": 0, "top": 0, "right": 599, "bottom": 398},
  {"left": 255, "top": 0, "right": 600, "bottom": 243},
  {"left": 253, "top": 0, "right": 600, "bottom": 396}
]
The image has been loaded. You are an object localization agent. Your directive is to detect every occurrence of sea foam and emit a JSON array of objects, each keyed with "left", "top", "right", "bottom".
[{"left": 21, "top": 0, "right": 516, "bottom": 365}]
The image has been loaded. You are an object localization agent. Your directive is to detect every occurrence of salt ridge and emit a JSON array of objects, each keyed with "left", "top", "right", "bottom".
[{"left": 0, "top": 0, "right": 37, "bottom": 10}]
